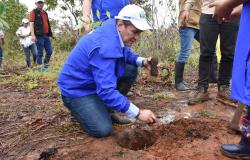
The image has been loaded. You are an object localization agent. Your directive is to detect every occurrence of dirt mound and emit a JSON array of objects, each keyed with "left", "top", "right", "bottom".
[{"left": 163, "top": 118, "right": 215, "bottom": 140}]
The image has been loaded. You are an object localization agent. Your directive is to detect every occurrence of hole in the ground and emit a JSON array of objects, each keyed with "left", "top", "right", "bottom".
[{"left": 115, "top": 128, "right": 157, "bottom": 150}]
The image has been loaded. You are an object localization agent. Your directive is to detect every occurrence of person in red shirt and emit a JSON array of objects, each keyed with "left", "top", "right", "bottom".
[{"left": 29, "top": 0, "right": 53, "bottom": 71}]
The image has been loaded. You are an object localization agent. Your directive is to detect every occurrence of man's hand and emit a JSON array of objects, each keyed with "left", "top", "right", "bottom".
[
  {"left": 209, "top": 0, "right": 234, "bottom": 20},
  {"left": 138, "top": 109, "right": 156, "bottom": 123},
  {"left": 143, "top": 57, "right": 152, "bottom": 69},
  {"left": 31, "top": 35, "right": 36, "bottom": 42},
  {"left": 51, "top": 35, "right": 56, "bottom": 40},
  {"left": 181, "top": 10, "right": 190, "bottom": 26},
  {"left": 229, "top": 5, "right": 243, "bottom": 20}
]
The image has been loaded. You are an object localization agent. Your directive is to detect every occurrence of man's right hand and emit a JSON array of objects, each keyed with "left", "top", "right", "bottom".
[
  {"left": 31, "top": 35, "right": 36, "bottom": 41},
  {"left": 181, "top": 10, "right": 190, "bottom": 25},
  {"left": 138, "top": 109, "right": 156, "bottom": 123}
]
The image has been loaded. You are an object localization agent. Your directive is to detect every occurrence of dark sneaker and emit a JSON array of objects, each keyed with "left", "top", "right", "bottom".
[
  {"left": 110, "top": 113, "right": 131, "bottom": 125},
  {"left": 107, "top": 108, "right": 132, "bottom": 125},
  {"left": 188, "top": 87, "right": 210, "bottom": 105}
]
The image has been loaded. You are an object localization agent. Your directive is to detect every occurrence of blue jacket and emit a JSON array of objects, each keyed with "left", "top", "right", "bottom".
[
  {"left": 57, "top": 19, "right": 139, "bottom": 113},
  {"left": 231, "top": 2, "right": 250, "bottom": 106},
  {"left": 92, "top": 0, "right": 130, "bottom": 22}
]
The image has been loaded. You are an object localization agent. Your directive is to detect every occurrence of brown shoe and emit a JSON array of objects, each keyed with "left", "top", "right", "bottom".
[
  {"left": 217, "top": 85, "right": 237, "bottom": 107},
  {"left": 188, "top": 87, "right": 210, "bottom": 105},
  {"left": 217, "top": 85, "right": 231, "bottom": 100}
]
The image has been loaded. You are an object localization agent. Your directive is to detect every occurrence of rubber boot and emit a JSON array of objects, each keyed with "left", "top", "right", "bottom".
[
  {"left": 174, "top": 62, "right": 189, "bottom": 91},
  {"left": 221, "top": 108, "right": 250, "bottom": 159}
]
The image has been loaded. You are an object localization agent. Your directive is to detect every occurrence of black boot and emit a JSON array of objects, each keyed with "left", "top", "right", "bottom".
[
  {"left": 175, "top": 62, "right": 189, "bottom": 91},
  {"left": 209, "top": 56, "right": 218, "bottom": 83},
  {"left": 221, "top": 114, "right": 250, "bottom": 159}
]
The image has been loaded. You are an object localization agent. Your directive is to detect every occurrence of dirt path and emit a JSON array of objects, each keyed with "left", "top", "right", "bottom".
[{"left": 0, "top": 69, "right": 240, "bottom": 160}]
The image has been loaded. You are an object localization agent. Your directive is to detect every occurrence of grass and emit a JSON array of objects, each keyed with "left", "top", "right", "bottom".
[
  {"left": 152, "top": 92, "right": 171, "bottom": 100},
  {"left": 1, "top": 30, "right": 200, "bottom": 93},
  {"left": 198, "top": 111, "right": 218, "bottom": 119},
  {"left": 1, "top": 49, "right": 69, "bottom": 92}
]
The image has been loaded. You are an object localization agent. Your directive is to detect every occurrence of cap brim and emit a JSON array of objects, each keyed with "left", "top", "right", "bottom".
[
  {"left": 36, "top": 0, "right": 44, "bottom": 3},
  {"left": 130, "top": 20, "right": 152, "bottom": 31}
]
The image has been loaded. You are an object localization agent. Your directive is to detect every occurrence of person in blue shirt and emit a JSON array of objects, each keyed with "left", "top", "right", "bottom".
[
  {"left": 210, "top": 0, "right": 250, "bottom": 158},
  {"left": 82, "top": 0, "right": 131, "bottom": 33},
  {"left": 58, "top": 5, "right": 156, "bottom": 138},
  {"left": 82, "top": 0, "right": 137, "bottom": 125}
]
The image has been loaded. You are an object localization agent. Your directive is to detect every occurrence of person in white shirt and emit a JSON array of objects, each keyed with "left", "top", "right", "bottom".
[{"left": 16, "top": 18, "right": 37, "bottom": 68}]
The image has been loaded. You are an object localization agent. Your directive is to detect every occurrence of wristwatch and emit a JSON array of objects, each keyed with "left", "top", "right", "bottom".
[{"left": 135, "top": 109, "right": 141, "bottom": 119}]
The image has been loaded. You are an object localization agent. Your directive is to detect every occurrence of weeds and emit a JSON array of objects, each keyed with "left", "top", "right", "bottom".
[
  {"left": 152, "top": 92, "right": 171, "bottom": 100},
  {"left": 198, "top": 111, "right": 218, "bottom": 119}
]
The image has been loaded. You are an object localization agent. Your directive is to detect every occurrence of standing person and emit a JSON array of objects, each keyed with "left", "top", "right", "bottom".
[
  {"left": 176, "top": 0, "right": 218, "bottom": 91},
  {"left": 210, "top": 0, "right": 250, "bottom": 158},
  {"left": 16, "top": 18, "right": 37, "bottom": 68},
  {"left": 186, "top": 0, "right": 239, "bottom": 104},
  {"left": 29, "top": 0, "right": 53, "bottom": 71},
  {"left": 82, "top": 0, "right": 131, "bottom": 33},
  {"left": 0, "top": 30, "right": 4, "bottom": 70},
  {"left": 58, "top": 5, "right": 156, "bottom": 138}
]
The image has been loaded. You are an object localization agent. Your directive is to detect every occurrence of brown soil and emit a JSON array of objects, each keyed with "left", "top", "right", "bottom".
[{"left": 0, "top": 67, "right": 240, "bottom": 160}]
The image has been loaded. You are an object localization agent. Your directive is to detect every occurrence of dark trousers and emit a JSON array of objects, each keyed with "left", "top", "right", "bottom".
[{"left": 198, "top": 14, "right": 239, "bottom": 88}]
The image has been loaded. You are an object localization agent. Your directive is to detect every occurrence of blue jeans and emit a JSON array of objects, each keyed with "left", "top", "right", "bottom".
[
  {"left": 36, "top": 35, "right": 53, "bottom": 65},
  {"left": 177, "top": 27, "right": 200, "bottom": 63},
  {"left": 62, "top": 64, "right": 138, "bottom": 137},
  {"left": 23, "top": 43, "right": 37, "bottom": 67}
]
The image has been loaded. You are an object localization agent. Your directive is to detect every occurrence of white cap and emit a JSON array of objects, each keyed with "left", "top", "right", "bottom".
[
  {"left": 35, "top": 0, "right": 44, "bottom": 3},
  {"left": 115, "top": 4, "right": 152, "bottom": 31},
  {"left": 22, "top": 18, "right": 29, "bottom": 24}
]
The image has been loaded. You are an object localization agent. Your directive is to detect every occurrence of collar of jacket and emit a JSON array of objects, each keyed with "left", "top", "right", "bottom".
[{"left": 97, "top": 19, "right": 125, "bottom": 59}]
